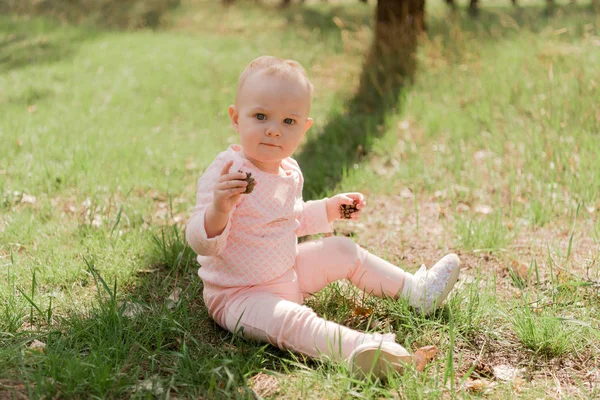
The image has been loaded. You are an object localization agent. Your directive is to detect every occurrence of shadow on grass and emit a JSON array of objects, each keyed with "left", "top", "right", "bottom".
[
  {"left": 428, "top": 2, "right": 599, "bottom": 42},
  {"left": 0, "top": 0, "right": 181, "bottom": 30},
  {"left": 0, "top": 225, "right": 303, "bottom": 398},
  {"left": 291, "top": 2, "right": 598, "bottom": 197},
  {"left": 0, "top": 0, "right": 183, "bottom": 74},
  {"left": 0, "top": 17, "right": 96, "bottom": 75}
]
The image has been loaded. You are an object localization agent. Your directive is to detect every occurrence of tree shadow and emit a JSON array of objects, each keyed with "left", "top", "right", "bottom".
[
  {"left": 0, "top": 0, "right": 181, "bottom": 31},
  {"left": 0, "top": 18, "right": 93, "bottom": 75},
  {"left": 2, "top": 226, "right": 305, "bottom": 398},
  {"left": 428, "top": 2, "right": 599, "bottom": 42},
  {"left": 295, "top": 9, "right": 419, "bottom": 198},
  {"left": 296, "top": 64, "right": 408, "bottom": 198},
  {"left": 294, "top": 1, "right": 597, "bottom": 198}
]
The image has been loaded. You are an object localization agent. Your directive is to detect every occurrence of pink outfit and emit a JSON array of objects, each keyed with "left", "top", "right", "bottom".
[
  {"left": 186, "top": 145, "right": 409, "bottom": 360},
  {"left": 186, "top": 145, "right": 332, "bottom": 287}
]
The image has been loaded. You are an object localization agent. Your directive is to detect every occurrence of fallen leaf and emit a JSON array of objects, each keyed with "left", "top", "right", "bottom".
[
  {"left": 510, "top": 260, "right": 529, "bottom": 281},
  {"left": 397, "top": 120, "right": 411, "bottom": 133},
  {"left": 27, "top": 105, "right": 37, "bottom": 113},
  {"left": 122, "top": 302, "right": 145, "bottom": 318},
  {"left": 456, "top": 203, "right": 470, "bottom": 213},
  {"left": 166, "top": 288, "right": 181, "bottom": 310},
  {"left": 463, "top": 378, "right": 491, "bottom": 393},
  {"left": 185, "top": 158, "right": 197, "bottom": 171},
  {"left": 414, "top": 345, "right": 438, "bottom": 372},
  {"left": 493, "top": 364, "right": 524, "bottom": 381},
  {"left": 250, "top": 373, "right": 279, "bottom": 398},
  {"left": 400, "top": 188, "right": 414, "bottom": 199},
  {"left": 134, "top": 375, "right": 164, "bottom": 396},
  {"left": 20, "top": 193, "right": 36, "bottom": 204},
  {"left": 332, "top": 16, "right": 344, "bottom": 28},
  {"left": 474, "top": 205, "right": 493, "bottom": 215},
  {"left": 28, "top": 340, "right": 46, "bottom": 353}
]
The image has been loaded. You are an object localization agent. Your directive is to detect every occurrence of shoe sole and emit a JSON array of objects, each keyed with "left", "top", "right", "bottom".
[{"left": 349, "top": 341, "right": 413, "bottom": 379}]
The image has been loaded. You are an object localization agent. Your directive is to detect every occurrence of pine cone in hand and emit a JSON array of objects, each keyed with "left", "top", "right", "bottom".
[
  {"left": 339, "top": 200, "right": 358, "bottom": 219},
  {"left": 239, "top": 170, "right": 256, "bottom": 194}
]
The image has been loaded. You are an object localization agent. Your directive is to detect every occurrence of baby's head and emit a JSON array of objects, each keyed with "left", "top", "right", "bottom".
[
  {"left": 235, "top": 56, "right": 314, "bottom": 108},
  {"left": 229, "top": 56, "right": 315, "bottom": 172}
]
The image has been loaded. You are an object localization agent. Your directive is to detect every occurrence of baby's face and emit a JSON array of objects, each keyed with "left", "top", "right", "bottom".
[{"left": 229, "top": 72, "right": 313, "bottom": 173}]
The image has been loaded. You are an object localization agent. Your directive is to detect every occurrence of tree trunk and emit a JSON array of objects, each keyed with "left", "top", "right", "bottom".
[
  {"left": 469, "top": 0, "right": 479, "bottom": 15},
  {"left": 368, "top": 0, "right": 425, "bottom": 86}
]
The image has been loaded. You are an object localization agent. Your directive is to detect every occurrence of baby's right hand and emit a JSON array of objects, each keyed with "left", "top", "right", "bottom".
[{"left": 212, "top": 160, "right": 248, "bottom": 214}]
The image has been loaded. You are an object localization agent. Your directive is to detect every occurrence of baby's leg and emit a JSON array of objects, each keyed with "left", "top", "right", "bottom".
[
  {"left": 295, "top": 236, "right": 460, "bottom": 314},
  {"left": 222, "top": 291, "right": 399, "bottom": 360},
  {"left": 295, "top": 236, "right": 408, "bottom": 299}
]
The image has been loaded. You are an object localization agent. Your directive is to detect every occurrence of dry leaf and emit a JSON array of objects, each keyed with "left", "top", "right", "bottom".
[
  {"left": 463, "top": 378, "right": 491, "bottom": 393},
  {"left": 398, "top": 120, "right": 410, "bottom": 131},
  {"left": 351, "top": 305, "right": 372, "bottom": 318},
  {"left": 474, "top": 205, "right": 493, "bottom": 215},
  {"left": 414, "top": 345, "right": 438, "bottom": 372},
  {"left": 400, "top": 188, "right": 414, "bottom": 199},
  {"left": 20, "top": 193, "right": 36, "bottom": 204},
  {"left": 166, "top": 288, "right": 181, "bottom": 310},
  {"left": 250, "top": 372, "right": 279, "bottom": 398},
  {"left": 27, "top": 105, "right": 36, "bottom": 113},
  {"left": 122, "top": 302, "right": 145, "bottom": 318},
  {"left": 492, "top": 364, "right": 524, "bottom": 381},
  {"left": 456, "top": 203, "right": 470, "bottom": 213},
  {"left": 185, "top": 158, "right": 197, "bottom": 171},
  {"left": 28, "top": 340, "right": 46, "bottom": 353},
  {"left": 134, "top": 375, "right": 164, "bottom": 395},
  {"left": 510, "top": 260, "right": 529, "bottom": 281},
  {"left": 332, "top": 16, "right": 344, "bottom": 28}
]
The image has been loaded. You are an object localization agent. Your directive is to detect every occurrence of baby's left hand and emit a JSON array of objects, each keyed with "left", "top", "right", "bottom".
[{"left": 326, "top": 193, "right": 366, "bottom": 222}]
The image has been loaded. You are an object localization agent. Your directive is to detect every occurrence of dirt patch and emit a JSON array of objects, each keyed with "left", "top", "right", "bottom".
[
  {"left": 0, "top": 380, "right": 28, "bottom": 400},
  {"left": 248, "top": 372, "right": 280, "bottom": 398}
]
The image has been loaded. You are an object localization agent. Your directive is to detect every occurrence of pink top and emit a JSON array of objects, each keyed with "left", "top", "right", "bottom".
[{"left": 186, "top": 145, "right": 333, "bottom": 287}]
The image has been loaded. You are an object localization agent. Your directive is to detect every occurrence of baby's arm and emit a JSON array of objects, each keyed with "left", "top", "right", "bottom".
[
  {"left": 186, "top": 158, "right": 246, "bottom": 256},
  {"left": 205, "top": 160, "right": 247, "bottom": 238},
  {"left": 296, "top": 199, "right": 333, "bottom": 237}
]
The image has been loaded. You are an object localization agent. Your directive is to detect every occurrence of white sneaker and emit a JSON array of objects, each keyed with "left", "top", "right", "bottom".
[
  {"left": 409, "top": 253, "right": 461, "bottom": 314},
  {"left": 348, "top": 341, "right": 413, "bottom": 379}
]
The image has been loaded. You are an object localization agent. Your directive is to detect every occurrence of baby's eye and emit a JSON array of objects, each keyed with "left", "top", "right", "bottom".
[
  {"left": 255, "top": 113, "right": 266, "bottom": 121},
  {"left": 284, "top": 118, "right": 295, "bottom": 125}
]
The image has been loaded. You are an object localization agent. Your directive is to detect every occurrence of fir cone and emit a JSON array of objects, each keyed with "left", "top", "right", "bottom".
[
  {"left": 339, "top": 200, "right": 359, "bottom": 219},
  {"left": 239, "top": 170, "right": 256, "bottom": 194}
]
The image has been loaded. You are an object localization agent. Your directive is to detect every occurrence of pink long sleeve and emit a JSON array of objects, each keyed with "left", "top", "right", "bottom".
[
  {"left": 186, "top": 145, "right": 332, "bottom": 287},
  {"left": 185, "top": 153, "right": 239, "bottom": 256}
]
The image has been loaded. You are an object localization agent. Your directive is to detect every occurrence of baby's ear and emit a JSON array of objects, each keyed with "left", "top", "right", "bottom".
[
  {"left": 303, "top": 117, "right": 313, "bottom": 132},
  {"left": 228, "top": 105, "right": 239, "bottom": 131}
]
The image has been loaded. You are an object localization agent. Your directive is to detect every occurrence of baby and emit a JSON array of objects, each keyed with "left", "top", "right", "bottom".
[{"left": 186, "top": 56, "right": 461, "bottom": 378}]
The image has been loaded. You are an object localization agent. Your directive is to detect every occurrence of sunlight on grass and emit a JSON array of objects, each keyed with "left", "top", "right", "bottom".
[{"left": 1, "top": 0, "right": 599, "bottom": 397}]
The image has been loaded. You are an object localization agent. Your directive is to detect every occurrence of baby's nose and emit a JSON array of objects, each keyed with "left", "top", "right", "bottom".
[{"left": 266, "top": 125, "right": 281, "bottom": 137}]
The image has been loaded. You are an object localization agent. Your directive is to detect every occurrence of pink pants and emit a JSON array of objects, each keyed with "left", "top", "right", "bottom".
[{"left": 202, "top": 236, "right": 408, "bottom": 360}]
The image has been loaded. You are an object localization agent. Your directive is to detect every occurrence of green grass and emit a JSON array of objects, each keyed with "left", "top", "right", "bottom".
[{"left": 1, "top": 0, "right": 600, "bottom": 398}]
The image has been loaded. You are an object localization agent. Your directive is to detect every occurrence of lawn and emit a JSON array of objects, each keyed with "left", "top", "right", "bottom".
[{"left": 1, "top": 0, "right": 599, "bottom": 398}]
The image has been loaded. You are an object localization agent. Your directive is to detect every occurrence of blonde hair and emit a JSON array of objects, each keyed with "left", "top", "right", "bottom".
[{"left": 236, "top": 56, "right": 314, "bottom": 103}]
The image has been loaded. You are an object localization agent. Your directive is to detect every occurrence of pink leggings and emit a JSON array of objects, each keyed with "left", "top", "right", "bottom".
[{"left": 202, "top": 236, "right": 408, "bottom": 360}]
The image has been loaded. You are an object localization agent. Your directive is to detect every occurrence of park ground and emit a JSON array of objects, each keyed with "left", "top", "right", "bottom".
[{"left": 1, "top": 0, "right": 599, "bottom": 398}]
